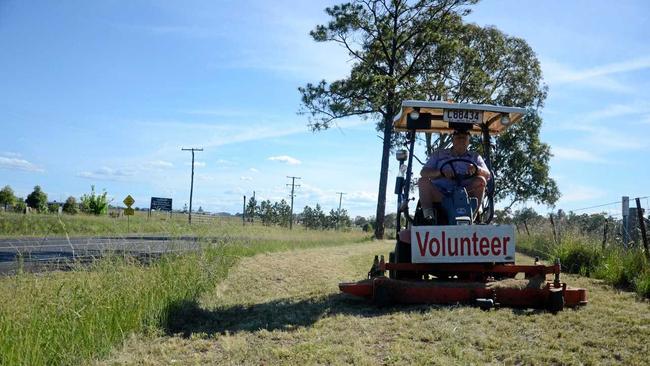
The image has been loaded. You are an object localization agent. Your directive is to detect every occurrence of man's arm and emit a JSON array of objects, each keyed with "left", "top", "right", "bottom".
[
  {"left": 420, "top": 166, "right": 442, "bottom": 179},
  {"left": 473, "top": 154, "right": 492, "bottom": 180}
]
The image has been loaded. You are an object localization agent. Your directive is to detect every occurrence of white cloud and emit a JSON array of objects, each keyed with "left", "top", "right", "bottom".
[
  {"left": 146, "top": 160, "right": 174, "bottom": 169},
  {"left": 240, "top": 176, "right": 253, "bottom": 181},
  {"left": 249, "top": 168, "right": 259, "bottom": 173},
  {"left": 542, "top": 56, "right": 650, "bottom": 93},
  {"left": 268, "top": 155, "right": 301, "bottom": 165},
  {"left": 77, "top": 167, "right": 135, "bottom": 181},
  {"left": 0, "top": 155, "right": 44, "bottom": 172},
  {"left": 185, "top": 161, "right": 206, "bottom": 167},
  {"left": 552, "top": 147, "right": 607, "bottom": 163}
]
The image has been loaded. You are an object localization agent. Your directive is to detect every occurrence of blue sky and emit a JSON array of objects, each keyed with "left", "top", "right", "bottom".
[{"left": 1, "top": 0, "right": 649, "bottom": 217}]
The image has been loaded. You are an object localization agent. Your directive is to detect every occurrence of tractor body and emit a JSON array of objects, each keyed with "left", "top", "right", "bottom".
[{"left": 339, "top": 100, "right": 587, "bottom": 311}]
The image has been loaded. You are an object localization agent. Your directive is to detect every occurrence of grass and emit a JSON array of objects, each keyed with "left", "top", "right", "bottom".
[
  {"left": 0, "top": 223, "right": 369, "bottom": 366},
  {"left": 518, "top": 229, "right": 650, "bottom": 298},
  {"left": 99, "top": 241, "right": 650, "bottom": 365}
]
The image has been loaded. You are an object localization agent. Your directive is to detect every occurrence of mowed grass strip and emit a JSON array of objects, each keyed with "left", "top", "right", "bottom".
[
  {"left": 100, "top": 242, "right": 650, "bottom": 365},
  {"left": 0, "top": 228, "right": 369, "bottom": 366}
]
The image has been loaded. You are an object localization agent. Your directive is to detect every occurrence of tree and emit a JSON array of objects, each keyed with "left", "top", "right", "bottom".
[
  {"left": 80, "top": 185, "right": 109, "bottom": 215},
  {"left": 301, "top": 1, "right": 479, "bottom": 239},
  {"left": 26, "top": 185, "right": 48, "bottom": 212},
  {"left": 302, "top": 204, "right": 327, "bottom": 230},
  {"left": 259, "top": 200, "right": 274, "bottom": 225},
  {"left": 354, "top": 215, "right": 368, "bottom": 227},
  {"left": 0, "top": 185, "right": 16, "bottom": 211},
  {"left": 274, "top": 199, "right": 292, "bottom": 227},
  {"left": 246, "top": 196, "right": 258, "bottom": 222},
  {"left": 301, "top": 1, "right": 557, "bottom": 237},
  {"left": 62, "top": 196, "right": 78, "bottom": 214}
]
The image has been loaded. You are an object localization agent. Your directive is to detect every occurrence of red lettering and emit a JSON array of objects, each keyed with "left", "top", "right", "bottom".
[
  {"left": 491, "top": 237, "right": 501, "bottom": 256},
  {"left": 479, "top": 237, "right": 490, "bottom": 255},
  {"left": 503, "top": 236, "right": 510, "bottom": 255},
  {"left": 441, "top": 231, "right": 446, "bottom": 256},
  {"left": 448, "top": 238, "right": 458, "bottom": 256},
  {"left": 429, "top": 238, "right": 440, "bottom": 256},
  {"left": 472, "top": 232, "right": 479, "bottom": 256},
  {"left": 460, "top": 237, "right": 470, "bottom": 256},
  {"left": 416, "top": 232, "right": 429, "bottom": 257}
]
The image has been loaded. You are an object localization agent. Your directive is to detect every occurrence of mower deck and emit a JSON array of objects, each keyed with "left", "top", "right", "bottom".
[{"left": 339, "top": 259, "right": 587, "bottom": 310}]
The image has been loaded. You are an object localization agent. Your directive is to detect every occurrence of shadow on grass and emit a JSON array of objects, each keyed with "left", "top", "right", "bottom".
[
  {"left": 163, "top": 293, "right": 561, "bottom": 338},
  {"left": 163, "top": 294, "right": 440, "bottom": 337}
]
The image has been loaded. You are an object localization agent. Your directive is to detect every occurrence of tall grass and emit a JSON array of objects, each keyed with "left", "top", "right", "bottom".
[
  {"left": 0, "top": 227, "right": 370, "bottom": 365},
  {"left": 518, "top": 230, "right": 650, "bottom": 298}
]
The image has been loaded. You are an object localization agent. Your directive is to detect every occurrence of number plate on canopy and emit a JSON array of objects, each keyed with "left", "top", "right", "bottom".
[{"left": 443, "top": 109, "right": 483, "bottom": 124}]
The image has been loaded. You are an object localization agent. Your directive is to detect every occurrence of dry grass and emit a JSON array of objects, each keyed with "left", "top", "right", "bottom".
[{"left": 97, "top": 242, "right": 650, "bottom": 365}]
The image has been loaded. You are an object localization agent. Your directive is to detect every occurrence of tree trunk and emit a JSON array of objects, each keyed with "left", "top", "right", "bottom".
[{"left": 374, "top": 113, "right": 393, "bottom": 239}]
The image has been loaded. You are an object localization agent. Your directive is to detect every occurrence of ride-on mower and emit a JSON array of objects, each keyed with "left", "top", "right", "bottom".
[{"left": 340, "top": 100, "right": 587, "bottom": 311}]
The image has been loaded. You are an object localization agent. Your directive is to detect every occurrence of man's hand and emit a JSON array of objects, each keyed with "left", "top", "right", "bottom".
[
  {"left": 442, "top": 168, "right": 455, "bottom": 179},
  {"left": 467, "top": 165, "right": 477, "bottom": 176}
]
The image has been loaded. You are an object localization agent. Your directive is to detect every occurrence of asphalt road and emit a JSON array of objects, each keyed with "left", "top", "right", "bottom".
[{"left": 0, "top": 235, "right": 202, "bottom": 275}]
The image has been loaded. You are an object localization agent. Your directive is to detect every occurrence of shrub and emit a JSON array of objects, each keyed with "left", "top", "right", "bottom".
[
  {"left": 551, "top": 237, "right": 601, "bottom": 276},
  {"left": 12, "top": 199, "right": 26, "bottom": 213},
  {"left": 634, "top": 271, "right": 650, "bottom": 297},
  {"left": 47, "top": 203, "right": 60, "bottom": 214},
  {"left": 80, "top": 186, "right": 109, "bottom": 215},
  {"left": 62, "top": 196, "right": 78, "bottom": 214},
  {"left": 25, "top": 186, "right": 48, "bottom": 213}
]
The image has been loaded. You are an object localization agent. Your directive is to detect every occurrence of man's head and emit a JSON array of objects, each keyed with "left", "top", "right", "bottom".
[{"left": 451, "top": 129, "right": 470, "bottom": 153}]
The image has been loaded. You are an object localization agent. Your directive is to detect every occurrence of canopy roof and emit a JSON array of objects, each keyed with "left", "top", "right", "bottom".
[{"left": 393, "top": 100, "right": 527, "bottom": 135}]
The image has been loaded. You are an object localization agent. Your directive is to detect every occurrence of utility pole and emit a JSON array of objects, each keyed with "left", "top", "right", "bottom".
[
  {"left": 243, "top": 195, "right": 246, "bottom": 226},
  {"left": 181, "top": 147, "right": 203, "bottom": 224},
  {"left": 286, "top": 176, "right": 301, "bottom": 229},
  {"left": 336, "top": 192, "right": 346, "bottom": 230}
]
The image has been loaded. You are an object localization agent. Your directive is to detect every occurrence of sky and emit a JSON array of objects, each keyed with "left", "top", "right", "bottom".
[{"left": 0, "top": 0, "right": 649, "bottom": 218}]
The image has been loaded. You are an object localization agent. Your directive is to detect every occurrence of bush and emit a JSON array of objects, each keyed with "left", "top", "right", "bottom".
[
  {"left": 25, "top": 186, "right": 48, "bottom": 213},
  {"left": 47, "top": 204, "right": 60, "bottom": 214},
  {"left": 552, "top": 239, "right": 601, "bottom": 276},
  {"left": 594, "top": 249, "right": 648, "bottom": 289},
  {"left": 12, "top": 199, "right": 26, "bottom": 214},
  {"left": 0, "top": 185, "right": 16, "bottom": 211},
  {"left": 80, "top": 186, "right": 109, "bottom": 215},
  {"left": 62, "top": 196, "right": 78, "bottom": 215},
  {"left": 634, "top": 271, "right": 650, "bottom": 297}
]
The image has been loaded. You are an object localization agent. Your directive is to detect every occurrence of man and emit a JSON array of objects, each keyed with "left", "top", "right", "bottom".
[{"left": 418, "top": 129, "right": 491, "bottom": 220}]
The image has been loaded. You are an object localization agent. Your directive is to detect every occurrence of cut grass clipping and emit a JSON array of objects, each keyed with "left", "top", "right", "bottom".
[{"left": 0, "top": 229, "right": 369, "bottom": 365}]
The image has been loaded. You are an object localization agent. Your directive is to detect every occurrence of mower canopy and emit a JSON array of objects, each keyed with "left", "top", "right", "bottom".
[{"left": 393, "top": 100, "right": 526, "bottom": 135}]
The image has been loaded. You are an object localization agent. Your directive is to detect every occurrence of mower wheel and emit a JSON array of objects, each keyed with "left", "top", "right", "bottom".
[
  {"left": 547, "top": 288, "right": 565, "bottom": 313},
  {"left": 373, "top": 283, "right": 393, "bottom": 307}
]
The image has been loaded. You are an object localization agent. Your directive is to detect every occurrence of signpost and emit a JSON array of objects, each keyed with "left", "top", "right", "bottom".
[{"left": 123, "top": 195, "right": 135, "bottom": 231}]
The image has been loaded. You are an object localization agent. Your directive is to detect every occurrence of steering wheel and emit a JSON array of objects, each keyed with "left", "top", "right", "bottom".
[{"left": 439, "top": 158, "right": 479, "bottom": 182}]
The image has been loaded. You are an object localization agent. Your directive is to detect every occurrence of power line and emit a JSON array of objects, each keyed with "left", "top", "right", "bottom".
[
  {"left": 181, "top": 148, "right": 203, "bottom": 224},
  {"left": 286, "top": 176, "right": 301, "bottom": 230}
]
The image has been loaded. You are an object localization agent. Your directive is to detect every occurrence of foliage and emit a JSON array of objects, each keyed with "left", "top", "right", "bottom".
[
  {"left": 62, "top": 196, "right": 78, "bottom": 215},
  {"left": 47, "top": 203, "right": 60, "bottom": 214},
  {"left": 353, "top": 215, "right": 368, "bottom": 227},
  {"left": 80, "top": 185, "right": 109, "bottom": 215},
  {"left": 300, "top": 0, "right": 476, "bottom": 239},
  {"left": 0, "top": 185, "right": 16, "bottom": 211},
  {"left": 300, "top": 0, "right": 556, "bottom": 237},
  {"left": 301, "top": 204, "right": 327, "bottom": 230},
  {"left": 245, "top": 196, "right": 258, "bottom": 222},
  {"left": 25, "top": 186, "right": 48, "bottom": 213},
  {"left": 492, "top": 112, "right": 559, "bottom": 209},
  {"left": 12, "top": 199, "right": 26, "bottom": 214}
]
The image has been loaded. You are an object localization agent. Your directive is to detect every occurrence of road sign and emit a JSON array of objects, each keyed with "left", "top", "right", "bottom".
[
  {"left": 124, "top": 207, "right": 135, "bottom": 216},
  {"left": 150, "top": 197, "right": 172, "bottom": 212},
  {"left": 123, "top": 195, "right": 135, "bottom": 207}
]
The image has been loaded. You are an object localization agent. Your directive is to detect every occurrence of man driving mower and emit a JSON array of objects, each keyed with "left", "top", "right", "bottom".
[{"left": 418, "top": 128, "right": 491, "bottom": 222}]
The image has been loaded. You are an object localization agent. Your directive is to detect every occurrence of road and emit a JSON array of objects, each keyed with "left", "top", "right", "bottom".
[{"left": 0, "top": 235, "right": 202, "bottom": 275}]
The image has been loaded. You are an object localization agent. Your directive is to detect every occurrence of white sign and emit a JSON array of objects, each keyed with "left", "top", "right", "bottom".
[
  {"left": 411, "top": 225, "right": 516, "bottom": 263},
  {"left": 443, "top": 109, "right": 483, "bottom": 124}
]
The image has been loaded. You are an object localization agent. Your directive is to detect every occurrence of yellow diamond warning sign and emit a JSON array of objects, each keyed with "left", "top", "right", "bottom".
[{"left": 123, "top": 195, "right": 135, "bottom": 208}]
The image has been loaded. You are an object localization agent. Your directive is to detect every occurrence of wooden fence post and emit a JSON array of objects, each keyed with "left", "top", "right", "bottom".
[
  {"left": 549, "top": 214, "right": 559, "bottom": 246},
  {"left": 602, "top": 218, "right": 609, "bottom": 250},
  {"left": 635, "top": 198, "right": 649, "bottom": 259}
]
